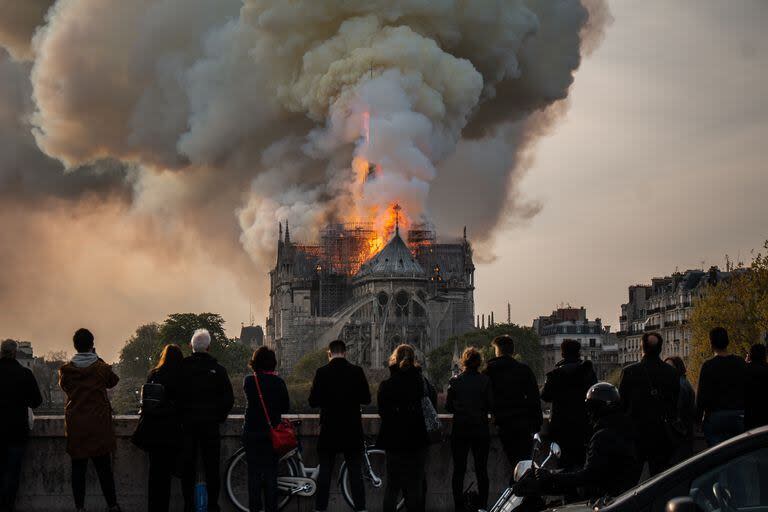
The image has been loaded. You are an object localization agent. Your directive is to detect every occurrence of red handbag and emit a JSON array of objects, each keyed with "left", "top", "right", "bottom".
[{"left": 253, "top": 372, "right": 297, "bottom": 456}]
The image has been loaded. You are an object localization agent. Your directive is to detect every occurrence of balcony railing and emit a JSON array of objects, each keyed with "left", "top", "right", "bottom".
[{"left": 644, "top": 324, "right": 661, "bottom": 332}]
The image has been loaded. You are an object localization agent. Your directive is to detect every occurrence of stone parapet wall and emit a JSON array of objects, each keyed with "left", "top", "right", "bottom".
[{"left": 18, "top": 415, "right": 512, "bottom": 511}]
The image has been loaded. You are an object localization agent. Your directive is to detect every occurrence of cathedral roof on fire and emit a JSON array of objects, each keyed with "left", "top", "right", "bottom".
[{"left": 355, "top": 231, "right": 425, "bottom": 280}]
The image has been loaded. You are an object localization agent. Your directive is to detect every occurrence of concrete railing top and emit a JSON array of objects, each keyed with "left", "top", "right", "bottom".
[{"left": 30, "top": 414, "right": 460, "bottom": 438}]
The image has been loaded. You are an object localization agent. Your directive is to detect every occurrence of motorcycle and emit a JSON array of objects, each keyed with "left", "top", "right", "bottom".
[{"left": 490, "top": 433, "right": 564, "bottom": 512}]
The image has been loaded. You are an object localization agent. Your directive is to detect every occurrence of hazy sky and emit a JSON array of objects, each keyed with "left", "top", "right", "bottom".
[
  {"left": 476, "top": 0, "right": 768, "bottom": 329},
  {"left": 2, "top": 1, "right": 766, "bottom": 362}
]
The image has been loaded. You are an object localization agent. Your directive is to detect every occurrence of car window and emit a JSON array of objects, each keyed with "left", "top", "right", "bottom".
[{"left": 689, "top": 447, "right": 768, "bottom": 512}]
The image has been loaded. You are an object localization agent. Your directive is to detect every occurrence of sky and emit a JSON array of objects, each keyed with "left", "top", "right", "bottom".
[
  {"left": 475, "top": 0, "right": 768, "bottom": 329},
  {"left": 1, "top": 1, "right": 766, "bottom": 362}
]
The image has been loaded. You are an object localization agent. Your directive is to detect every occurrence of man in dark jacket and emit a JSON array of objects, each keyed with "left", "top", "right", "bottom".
[
  {"left": 522, "top": 383, "right": 641, "bottom": 501},
  {"left": 541, "top": 340, "right": 597, "bottom": 470},
  {"left": 483, "top": 335, "right": 542, "bottom": 477},
  {"left": 179, "top": 329, "right": 234, "bottom": 512},
  {"left": 745, "top": 343, "right": 768, "bottom": 430},
  {"left": 697, "top": 327, "right": 747, "bottom": 447},
  {"left": 309, "top": 340, "right": 371, "bottom": 512},
  {"left": 0, "top": 340, "right": 42, "bottom": 512},
  {"left": 618, "top": 332, "right": 679, "bottom": 476}
]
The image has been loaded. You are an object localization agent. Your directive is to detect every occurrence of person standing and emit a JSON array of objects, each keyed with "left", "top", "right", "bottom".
[
  {"left": 378, "top": 344, "right": 437, "bottom": 512},
  {"left": 178, "top": 329, "right": 235, "bottom": 512},
  {"left": 540, "top": 340, "right": 598, "bottom": 470},
  {"left": 696, "top": 327, "right": 746, "bottom": 447},
  {"left": 446, "top": 347, "right": 493, "bottom": 512},
  {"left": 58, "top": 328, "right": 121, "bottom": 512},
  {"left": 308, "top": 339, "right": 370, "bottom": 512},
  {"left": 243, "top": 347, "right": 289, "bottom": 512},
  {"left": 0, "top": 340, "right": 42, "bottom": 512},
  {"left": 664, "top": 356, "right": 696, "bottom": 464},
  {"left": 134, "top": 344, "right": 184, "bottom": 512},
  {"left": 744, "top": 343, "right": 768, "bottom": 430},
  {"left": 618, "top": 332, "right": 679, "bottom": 476},
  {"left": 483, "top": 335, "right": 542, "bottom": 476}
]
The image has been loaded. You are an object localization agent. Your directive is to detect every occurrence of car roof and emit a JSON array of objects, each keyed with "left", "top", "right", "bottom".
[{"left": 602, "top": 425, "right": 768, "bottom": 510}]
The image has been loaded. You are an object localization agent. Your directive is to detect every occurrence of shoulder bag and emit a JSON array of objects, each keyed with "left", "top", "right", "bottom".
[
  {"left": 254, "top": 372, "right": 298, "bottom": 456},
  {"left": 643, "top": 365, "right": 687, "bottom": 443}
]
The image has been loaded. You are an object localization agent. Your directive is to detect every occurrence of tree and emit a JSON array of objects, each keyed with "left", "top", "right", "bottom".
[
  {"left": 286, "top": 349, "right": 327, "bottom": 384},
  {"left": 426, "top": 323, "right": 543, "bottom": 391},
  {"left": 112, "top": 313, "right": 254, "bottom": 414},
  {"left": 688, "top": 241, "right": 768, "bottom": 385},
  {"left": 117, "top": 323, "right": 162, "bottom": 379}
]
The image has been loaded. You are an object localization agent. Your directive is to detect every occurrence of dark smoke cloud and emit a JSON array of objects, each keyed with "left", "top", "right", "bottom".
[{"left": 0, "top": 0, "right": 611, "bottom": 356}]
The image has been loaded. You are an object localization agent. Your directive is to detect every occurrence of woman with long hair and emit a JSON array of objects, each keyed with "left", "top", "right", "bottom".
[
  {"left": 136, "top": 343, "right": 185, "bottom": 512},
  {"left": 243, "top": 346, "right": 290, "bottom": 512},
  {"left": 377, "top": 344, "right": 437, "bottom": 512},
  {"left": 446, "top": 347, "right": 492, "bottom": 512}
]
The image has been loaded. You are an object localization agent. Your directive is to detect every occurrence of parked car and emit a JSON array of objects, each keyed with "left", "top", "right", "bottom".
[{"left": 503, "top": 425, "right": 768, "bottom": 512}]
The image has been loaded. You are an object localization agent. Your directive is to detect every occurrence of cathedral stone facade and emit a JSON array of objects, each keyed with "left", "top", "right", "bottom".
[{"left": 266, "top": 222, "right": 475, "bottom": 374}]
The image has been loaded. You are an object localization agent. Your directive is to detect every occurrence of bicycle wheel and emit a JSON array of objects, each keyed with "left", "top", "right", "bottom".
[
  {"left": 340, "top": 449, "right": 405, "bottom": 511},
  {"left": 225, "top": 448, "right": 298, "bottom": 511}
]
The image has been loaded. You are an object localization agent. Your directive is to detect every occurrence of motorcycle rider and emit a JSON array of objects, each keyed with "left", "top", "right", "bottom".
[{"left": 515, "top": 382, "right": 641, "bottom": 501}]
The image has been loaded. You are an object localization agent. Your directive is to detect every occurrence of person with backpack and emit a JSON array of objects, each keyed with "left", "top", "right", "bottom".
[
  {"left": 243, "top": 346, "right": 289, "bottom": 512},
  {"left": 0, "top": 339, "right": 42, "bottom": 512},
  {"left": 446, "top": 347, "right": 493, "bottom": 512},
  {"left": 178, "top": 329, "right": 235, "bottom": 512},
  {"left": 58, "top": 328, "right": 121, "bottom": 512},
  {"left": 483, "top": 335, "right": 542, "bottom": 478},
  {"left": 541, "top": 340, "right": 598, "bottom": 470},
  {"left": 133, "top": 344, "right": 184, "bottom": 512},
  {"left": 308, "top": 339, "right": 371, "bottom": 512},
  {"left": 377, "top": 344, "right": 438, "bottom": 512},
  {"left": 618, "top": 332, "right": 680, "bottom": 476}
]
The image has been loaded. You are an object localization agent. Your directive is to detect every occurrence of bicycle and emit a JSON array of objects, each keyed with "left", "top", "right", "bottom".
[{"left": 226, "top": 420, "right": 404, "bottom": 511}]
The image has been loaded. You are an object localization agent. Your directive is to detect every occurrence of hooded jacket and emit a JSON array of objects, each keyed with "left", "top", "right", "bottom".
[
  {"left": 377, "top": 364, "right": 437, "bottom": 450},
  {"left": 483, "top": 356, "right": 542, "bottom": 432},
  {"left": 541, "top": 358, "right": 598, "bottom": 440},
  {"left": 0, "top": 358, "right": 42, "bottom": 443},
  {"left": 59, "top": 356, "right": 119, "bottom": 458}
]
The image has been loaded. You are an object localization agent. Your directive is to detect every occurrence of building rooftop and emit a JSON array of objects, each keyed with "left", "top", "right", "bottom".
[{"left": 355, "top": 231, "right": 425, "bottom": 280}]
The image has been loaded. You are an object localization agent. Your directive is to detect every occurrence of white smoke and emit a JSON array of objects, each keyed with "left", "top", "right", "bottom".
[{"left": 0, "top": 0, "right": 610, "bottom": 324}]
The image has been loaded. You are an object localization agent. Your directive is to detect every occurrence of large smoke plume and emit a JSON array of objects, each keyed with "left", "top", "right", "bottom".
[{"left": 0, "top": 0, "right": 609, "bottom": 357}]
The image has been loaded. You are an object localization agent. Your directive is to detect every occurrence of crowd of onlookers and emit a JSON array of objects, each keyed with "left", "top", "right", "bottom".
[{"left": 0, "top": 325, "right": 766, "bottom": 512}]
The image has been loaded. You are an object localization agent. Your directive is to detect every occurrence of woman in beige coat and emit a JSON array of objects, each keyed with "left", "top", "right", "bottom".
[{"left": 59, "top": 328, "right": 121, "bottom": 512}]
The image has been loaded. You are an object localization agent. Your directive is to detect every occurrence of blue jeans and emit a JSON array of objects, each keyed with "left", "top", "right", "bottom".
[
  {"left": 0, "top": 441, "right": 26, "bottom": 512},
  {"left": 704, "top": 410, "right": 744, "bottom": 447}
]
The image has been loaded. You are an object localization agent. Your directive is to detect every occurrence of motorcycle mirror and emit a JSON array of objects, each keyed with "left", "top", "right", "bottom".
[
  {"left": 550, "top": 442, "right": 562, "bottom": 459},
  {"left": 666, "top": 497, "right": 704, "bottom": 512},
  {"left": 513, "top": 460, "right": 533, "bottom": 483},
  {"left": 533, "top": 432, "right": 542, "bottom": 443}
]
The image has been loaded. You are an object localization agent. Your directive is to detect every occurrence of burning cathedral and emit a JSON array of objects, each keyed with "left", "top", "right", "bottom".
[{"left": 266, "top": 207, "right": 475, "bottom": 374}]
